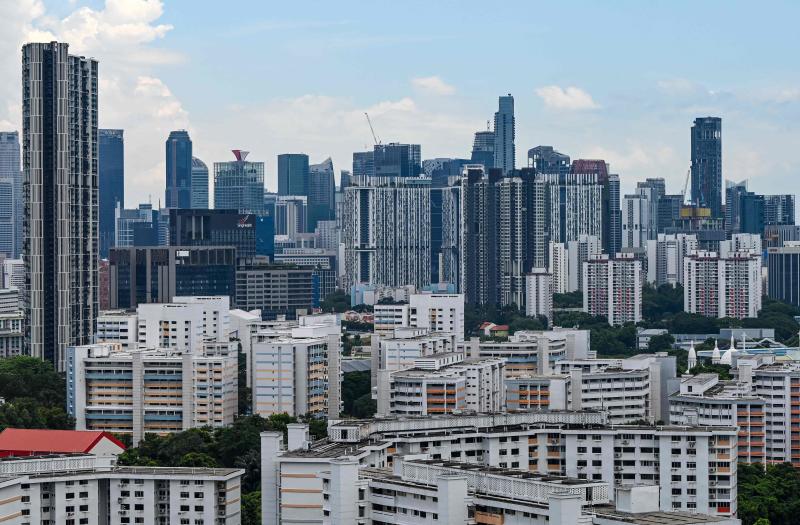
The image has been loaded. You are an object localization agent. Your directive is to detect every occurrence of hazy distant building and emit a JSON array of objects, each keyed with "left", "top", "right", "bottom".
[
  {"left": 725, "top": 180, "right": 748, "bottom": 234},
  {"left": 308, "top": 157, "right": 335, "bottom": 230},
  {"left": 165, "top": 130, "right": 192, "bottom": 209},
  {"left": 657, "top": 194, "right": 684, "bottom": 233},
  {"left": 214, "top": 150, "right": 265, "bottom": 215},
  {"left": 0, "top": 131, "right": 21, "bottom": 258},
  {"left": 527, "top": 145, "right": 569, "bottom": 174},
  {"left": 765, "top": 194, "right": 795, "bottom": 226},
  {"left": 493, "top": 94, "right": 515, "bottom": 174},
  {"left": 622, "top": 194, "right": 649, "bottom": 249},
  {"left": 768, "top": 243, "right": 800, "bottom": 307},
  {"left": 646, "top": 233, "right": 698, "bottom": 287},
  {"left": 470, "top": 130, "right": 494, "bottom": 169},
  {"left": 98, "top": 129, "right": 124, "bottom": 258},
  {"left": 190, "top": 156, "right": 209, "bottom": 208},
  {"left": 352, "top": 151, "right": 374, "bottom": 179},
  {"left": 691, "top": 117, "right": 723, "bottom": 217},
  {"left": 275, "top": 196, "right": 308, "bottom": 239},
  {"left": 278, "top": 153, "right": 309, "bottom": 196},
  {"left": 22, "top": 42, "right": 98, "bottom": 369},
  {"left": 636, "top": 178, "right": 664, "bottom": 241}
]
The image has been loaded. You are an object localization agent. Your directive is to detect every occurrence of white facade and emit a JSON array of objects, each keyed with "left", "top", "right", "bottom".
[
  {"left": 95, "top": 310, "right": 138, "bottom": 350},
  {"left": 683, "top": 251, "right": 762, "bottom": 319},
  {"left": 0, "top": 454, "right": 243, "bottom": 525},
  {"left": 567, "top": 234, "right": 601, "bottom": 292},
  {"left": 262, "top": 412, "right": 739, "bottom": 524},
  {"left": 136, "top": 302, "right": 206, "bottom": 352},
  {"left": 549, "top": 241, "right": 568, "bottom": 294},
  {"left": 173, "top": 295, "right": 231, "bottom": 341},
  {"left": 0, "top": 311, "right": 23, "bottom": 358},
  {"left": 67, "top": 342, "right": 238, "bottom": 445},
  {"left": 646, "top": 233, "right": 698, "bottom": 286},
  {"left": 1, "top": 258, "right": 23, "bottom": 289},
  {"left": 0, "top": 287, "right": 20, "bottom": 313},
  {"left": 720, "top": 233, "right": 762, "bottom": 257},
  {"left": 251, "top": 314, "right": 342, "bottom": 419},
  {"left": 525, "top": 269, "right": 553, "bottom": 324},
  {"left": 583, "top": 253, "right": 642, "bottom": 326},
  {"left": 409, "top": 292, "right": 464, "bottom": 336},
  {"left": 622, "top": 193, "right": 649, "bottom": 249}
]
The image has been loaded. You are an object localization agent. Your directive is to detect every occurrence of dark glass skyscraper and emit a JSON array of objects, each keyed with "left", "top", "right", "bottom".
[
  {"left": 739, "top": 192, "right": 765, "bottom": 235},
  {"left": 373, "top": 143, "right": 421, "bottom": 178},
  {"left": 98, "top": 129, "right": 124, "bottom": 258},
  {"left": 277, "top": 153, "right": 309, "bottom": 196},
  {"left": 494, "top": 94, "right": 515, "bottom": 174},
  {"left": 0, "top": 131, "right": 21, "bottom": 258},
  {"left": 308, "top": 157, "right": 335, "bottom": 230},
  {"left": 691, "top": 117, "right": 722, "bottom": 217},
  {"left": 22, "top": 41, "right": 98, "bottom": 369},
  {"left": 725, "top": 180, "right": 748, "bottom": 234},
  {"left": 165, "top": 130, "right": 192, "bottom": 208},
  {"left": 352, "top": 151, "right": 374, "bottom": 179}
]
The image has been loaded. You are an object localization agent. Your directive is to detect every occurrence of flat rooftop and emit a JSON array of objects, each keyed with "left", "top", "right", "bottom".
[{"left": 593, "top": 506, "right": 733, "bottom": 524}]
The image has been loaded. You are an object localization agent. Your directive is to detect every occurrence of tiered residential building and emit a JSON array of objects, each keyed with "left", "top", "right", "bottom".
[
  {"left": 525, "top": 268, "right": 553, "bottom": 324},
  {"left": 646, "top": 233, "right": 698, "bottom": 286}
]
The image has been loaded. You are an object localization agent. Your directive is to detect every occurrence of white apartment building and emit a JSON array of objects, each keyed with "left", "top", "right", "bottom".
[
  {"left": 251, "top": 314, "right": 342, "bottom": 419},
  {"left": 525, "top": 269, "right": 553, "bottom": 324},
  {"left": 377, "top": 353, "right": 505, "bottom": 416},
  {"left": 261, "top": 411, "right": 739, "bottom": 524},
  {"left": 464, "top": 328, "right": 590, "bottom": 377},
  {"left": 567, "top": 234, "right": 601, "bottom": 292},
  {"left": 549, "top": 241, "right": 568, "bottom": 294},
  {"left": 1, "top": 258, "right": 23, "bottom": 289},
  {"left": 683, "top": 251, "right": 762, "bottom": 319},
  {"left": 372, "top": 292, "right": 464, "bottom": 337},
  {"left": 229, "top": 308, "right": 266, "bottom": 388},
  {"left": 172, "top": 295, "right": 231, "bottom": 341},
  {"left": 0, "top": 310, "right": 23, "bottom": 358},
  {"left": 646, "top": 233, "right": 698, "bottom": 286},
  {"left": 622, "top": 193, "right": 650, "bottom": 249},
  {"left": 66, "top": 342, "right": 238, "bottom": 445},
  {"left": 583, "top": 253, "right": 642, "bottom": 326},
  {"left": 720, "top": 233, "right": 762, "bottom": 257},
  {"left": 95, "top": 310, "right": 138, "bottom": 350},
  {"left": 0, "top": 287, "right": 20, "bottom": 313},
  {"left": 0, "top": 454, "right": 243, "bottom": 525}
]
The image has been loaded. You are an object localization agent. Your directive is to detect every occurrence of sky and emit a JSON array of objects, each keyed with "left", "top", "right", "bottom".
[{"left": 2, "top": 0, "right": 800, "bottom": 207}]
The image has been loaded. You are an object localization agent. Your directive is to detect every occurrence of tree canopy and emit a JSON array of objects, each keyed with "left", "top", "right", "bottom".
[
  {"left": 0, "top": 356, "right": 73, "bottom": 431},
  {"left": 738, "top": 463, "right": 800, "bottom": 525}
]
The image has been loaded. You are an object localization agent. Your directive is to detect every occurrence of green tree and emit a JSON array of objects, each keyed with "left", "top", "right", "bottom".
[
  {"left": 738, "top": 462, "right": 800, "bottom": 525},
  {"left": 178, "top": 452, "right": 219, "bottom": 468},
  {"left": 341, "top": 371, "right": 371, "bottom": 416},
  {"left": 689, "top": 363, "right": 732, "bottom": 380},
  {"left": 242, "top": 491, "right": 261, "bottom": 525},
  {"left": 553, "top": 291, "right": 582, "bottom": 308},
  {"left": 320, "top": 290, "right": 350, "bottom": 313},
  {"left": 352, "top": 393, "right": 377, "bottom": 419},
  {"left": 647, "top": 333, "right": 675, "bottom": 353}
]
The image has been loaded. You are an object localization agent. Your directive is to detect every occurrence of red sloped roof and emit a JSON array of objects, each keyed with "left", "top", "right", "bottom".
[{"left": 0, "top": 428, "right": 126, "bottom": 454}]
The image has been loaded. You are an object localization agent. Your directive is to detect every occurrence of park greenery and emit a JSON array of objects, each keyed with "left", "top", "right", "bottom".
[
  {"left": 0, "top": 356, "right": 73, "bottom": 431},
  {"left": 341, "top": 370, "right": 376, "bottom": 418},
  {"left": 738, "top": 462, "right": 800, "bottom": 525}
]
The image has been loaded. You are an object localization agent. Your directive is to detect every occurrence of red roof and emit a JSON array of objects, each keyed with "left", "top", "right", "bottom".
[
  {"left": 0, "top": 429, "right": 126, "bottom": 457},
  {"left": 490, "top": 325, "right": 509, "bottom": 331}
]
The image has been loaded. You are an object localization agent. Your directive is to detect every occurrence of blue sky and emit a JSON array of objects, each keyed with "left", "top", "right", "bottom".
[{"left": 3, "top": 0, "right": 800, "bottom": 205}]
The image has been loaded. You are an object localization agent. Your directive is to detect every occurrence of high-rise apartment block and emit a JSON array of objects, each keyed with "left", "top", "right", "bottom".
[
  {"left": 683, "top": 250, "right": 762, "bottom": 318},
  {"left": 691, "top": 117, "right": 723, "bottom": 217},
  {"left": 525, "top": 269, "right": 553, "bottom": 324},
  {"left": 165, "top": 130, "right": 192, "bottom": 208},
  {"left": 583, "top": 253, "right": 642, "bottom": 326},
  {"left": 98, "top": 129, "right": 124, "bottom": 258},
  {"left": 493, "top": 94, "right": 515, "bottom": 173},
  {"left": 764, "top": 194, "right": 795, "bottom": 225},
  {"left": 0, "top": 132, "right": 22, "bottom": 258},
  {"left": 646, "top": 233, "right": 698, "bottom": 287},
  {"left": 342, "top": 177, "right": 431, "bottom": 291},
  {"left": 622, "top": 193, "right": 649, "bottom": 249},
  {"left": 566, "top": 234, "right": 601, "bottom": 292},
  {"left": 22, "top": 42, "right": 98, "bottom": 369}
]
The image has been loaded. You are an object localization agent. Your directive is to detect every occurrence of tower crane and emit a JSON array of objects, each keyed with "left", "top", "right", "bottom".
[
  {"left": 364, "top": 112, "right": 380, "bottom": 146},
  {"left": 682, "top": 165, "right": 692, "bottom": 204}
]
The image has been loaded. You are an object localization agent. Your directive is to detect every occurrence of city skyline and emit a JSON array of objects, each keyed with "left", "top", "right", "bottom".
[{"left": 2, "top": 1, "right": 800, "bottom": 207}]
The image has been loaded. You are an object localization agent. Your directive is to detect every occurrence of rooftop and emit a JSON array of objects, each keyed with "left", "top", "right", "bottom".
[
  {"left": 0, "top": 429, "right": 126, "bottom": 455},
  {"left": 592, "top": 506, "right": 733, "bottom": 524}
]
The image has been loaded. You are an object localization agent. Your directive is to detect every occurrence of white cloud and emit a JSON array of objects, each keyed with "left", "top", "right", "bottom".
[
  {"left": 535, "top": 85, "right": 599, "bottom": 110},
  {"left": 0, "top": 0, "right": 187, "bottom": 206},
  {"left": 412, "top": 76, "right": 456, "bottom": 95}
]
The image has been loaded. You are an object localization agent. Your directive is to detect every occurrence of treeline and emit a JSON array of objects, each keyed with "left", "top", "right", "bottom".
[{"left": 0, "top": 356, "right": 73, "bottom": 431}]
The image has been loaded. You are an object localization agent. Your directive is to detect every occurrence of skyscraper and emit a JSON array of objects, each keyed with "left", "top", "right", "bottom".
[
  {"left": 460, "top": 166, "right": 500, "bottom": 305},
  {"left": 724, "top": 180, "right": 748, "bottom": 234},
  {"left": 691, "top": 117, "right": 722, "bottom": 217},
  {"left": 165, "top": 130, "right": 192, "bottom": 209},
  {"left": 470, "top": 130, "right": 494, "bottom": 169},
  {"left": 308, "top": 157, "right": 335, "bottom": 230},
  {"left": 373, "top": 143, "right": 421, "bottom": 178},
  {"left": 191, "top": 156, "right": 209, "bottom": 208},
  {"left": 764, "top": 194, "right": 795, "bottom": 226},
  {"left": 277, "top": 153, "right": 309, "bottom": 196},
  {"left": 527, "top": 145, "right": 570, "bottom": 174},
  {"left": 214, "top": 150, "right": 266, "bottom": 215},
  {"left": 622, "top": 194, "right": 649, "bottom": 249},
  {"left": 352, "top": 151, "right": 374, "bottom": 179},
  {"left": 493, "top": 94, "right": 515, "bottom": 174},
  {"left": 739, "top": 192, "right": 765, "bottom": 235},
  {"left": 636, "top": 178, "right": 665, "bottom": 241},
  {"left": 603, "top": 173, "right": 622, "bottom": 255},
  {"left": 0, "top": 132, "right": 21, "bottom": 258},
  {"left": 98, "top": 129, "right": 124, "bottom": 258},
  {"left": 22, "top": 41, "right": 98, "bottom": 369}
]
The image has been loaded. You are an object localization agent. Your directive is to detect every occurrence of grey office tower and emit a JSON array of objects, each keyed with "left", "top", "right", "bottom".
[
  {"left": 691, "top": 117, "right": 722, "bottom": 217},
  {"left": 0, "top": 131, "right": 21, "bottom": 258},
  {"left": 98, "top": 129, "right": 124, "bottom": 258}
]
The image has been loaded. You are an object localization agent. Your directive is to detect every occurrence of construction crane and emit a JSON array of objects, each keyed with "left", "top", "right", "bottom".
[
  {"left": 681, "top": 165, "right": 692, "bottom": 204},
  {"left": 364, "top": 112, "right": 380, "bottom": 146}
]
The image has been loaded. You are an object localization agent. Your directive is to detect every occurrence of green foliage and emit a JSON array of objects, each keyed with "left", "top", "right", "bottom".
[
  {"left": 342, "top": 320, "right": 373, "bottom": 332},
  {"left": 352, "top": 394, "right": 377, "bottom": 419},
  {"left": 242, "top": 491, "right": 261, "bottom": 525},
  {"left": 320, "top": 290, "right": 350, "bottom": 313},
  {"left": 178, "top": 452, "right": 219, "bottom": 468},
  {"left": 647, "top": 333, "right": 675, "bottom": 353},
  {"left": 553, "top": 291, "right": 582, "bottom": 308},
  {"left": 299, "top": 414, "right": 328, "bottom": 440},
  {"left": 689, "top": 363, "right": 732, "bottom": 380},
  {"left": 641, "top": 284, "right": 684, "bottom": 322},
  {"left": 742, "top": 299, "right": 800, "bottom": 343},
  {"left": 0, "top": 356, "right": 73, "bottom": 431},
  {"left": 237, "top": 347, "right": 251, "bottom": 415},
  {"left": 464, "top": 304, "right": 547, "bottom": 338},
  {"left": 342, "top": 371, "right": 371, "bottom": 417},
  {"left": 738, "top": 463, "right": 800, "bottom": 525},
  {"left": 343, "top": 334, "right": 369, "bottom": 356}
]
